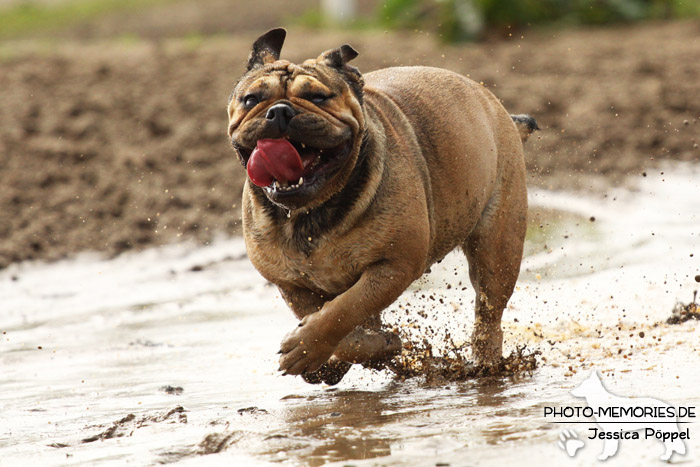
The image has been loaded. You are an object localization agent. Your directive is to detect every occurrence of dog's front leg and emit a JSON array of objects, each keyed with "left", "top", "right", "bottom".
[
  {"left": 278, "top": 285, "right": 328, "bottom": 320},
  {"left": 280, "top": 285, "right": 400, "bottom": 365},
  {"left": 278, "top": 259, "right": 422, "bottom": 375}
]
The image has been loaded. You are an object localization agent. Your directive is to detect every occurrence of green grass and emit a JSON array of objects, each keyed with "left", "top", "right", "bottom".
[
  {"left": 0, "top": 0, "right": 175, "bottom": 40},
  {"left": 293, "top": 8, "right": 375, "bottom": 30},
  {"left": 373, "top": 0, "right": 700, "bottom": 42}
]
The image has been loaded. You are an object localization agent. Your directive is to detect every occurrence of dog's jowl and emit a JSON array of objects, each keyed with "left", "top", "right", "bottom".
[{"left": 227, "top": 28, "right": 537, "bottom": 385}]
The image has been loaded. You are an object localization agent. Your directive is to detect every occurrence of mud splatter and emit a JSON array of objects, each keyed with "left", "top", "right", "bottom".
[
  {"left": 375, "top": 338, "right": 539, "bottom": 384},
  {"left": 666, "top": 292, "right": 700, "bottom": 325}
]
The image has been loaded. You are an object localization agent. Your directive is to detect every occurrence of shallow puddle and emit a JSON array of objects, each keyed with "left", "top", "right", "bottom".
[{"left": 1, "top": 164, "right": 699, "bottom": 466}]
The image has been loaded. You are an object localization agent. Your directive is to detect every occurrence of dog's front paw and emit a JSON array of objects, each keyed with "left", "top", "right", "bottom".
[
  {"left": 279, "top": 314, "right": 339, "bottom": 376},
  {"left": 301, "top": 358, "right": 352, "bottom": 386}
]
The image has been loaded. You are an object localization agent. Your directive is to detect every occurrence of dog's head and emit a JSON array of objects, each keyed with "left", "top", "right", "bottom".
[{"left": 228, "top": 28, "right": 366, "bottom": 211}]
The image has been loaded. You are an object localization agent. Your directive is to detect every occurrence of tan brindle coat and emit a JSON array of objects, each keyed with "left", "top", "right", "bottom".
[{"left": 228, "top": 29, "right": 533, "bottom": 383}]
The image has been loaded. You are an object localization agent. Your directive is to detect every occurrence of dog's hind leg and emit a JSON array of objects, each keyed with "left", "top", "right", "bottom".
[
  {"left": 462, "top": 151, "right": 527, "bottom": 367},
  {"left": 302, "top": 325, "right": 401, "bottom": 385},
  {"left": 333, "top": 317, "right": 402, "bottom": 366}
]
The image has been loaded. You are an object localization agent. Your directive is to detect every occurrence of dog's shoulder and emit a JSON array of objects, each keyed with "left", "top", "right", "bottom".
[{"left": 364, "top": 66, "right": 468, "bottom": 91}]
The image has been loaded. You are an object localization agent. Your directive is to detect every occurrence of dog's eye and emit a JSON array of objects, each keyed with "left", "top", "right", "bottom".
[
  {"left": 243, "top": 94, "right": 260, "bottom": 109},
  {"left": 307, "top": 94, "right": 330, "bottom": 105}
]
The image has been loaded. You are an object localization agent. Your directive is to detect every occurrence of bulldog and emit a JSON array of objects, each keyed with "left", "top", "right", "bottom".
[{"left": 227, "top": 28, "right": 537, "bottom": 385}]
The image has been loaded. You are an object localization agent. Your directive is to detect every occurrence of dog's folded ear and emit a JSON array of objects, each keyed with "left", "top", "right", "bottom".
[
  {"left": 317, "top": 44, "right": 359, "bottom": 68},
  {"left": 317, "top": 44, "right": 364, "bottom": 102},
  {"left": 247, "top": 28, "right": 286, "bottom": 70}
]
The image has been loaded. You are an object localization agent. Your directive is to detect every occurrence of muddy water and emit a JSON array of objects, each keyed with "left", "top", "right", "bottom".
[{"left": 1, "top": 165, "right": 699, "bottom": 466}]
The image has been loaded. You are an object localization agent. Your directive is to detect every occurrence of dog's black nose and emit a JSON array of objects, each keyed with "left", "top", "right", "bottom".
[{"left": 266, "top": 103, "right": 296, "bottom": 133}]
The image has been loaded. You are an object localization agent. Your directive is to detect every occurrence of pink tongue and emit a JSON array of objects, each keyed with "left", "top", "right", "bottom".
[{"left": 247, "top": 138, "right": 304, "bottom": 187}]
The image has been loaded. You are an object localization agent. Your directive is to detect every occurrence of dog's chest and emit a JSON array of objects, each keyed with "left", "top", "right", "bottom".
[{"left": 277, "top": 241, "right": 362, "bottom": 295}]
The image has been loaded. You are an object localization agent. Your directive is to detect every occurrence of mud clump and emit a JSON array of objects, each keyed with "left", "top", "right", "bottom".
[
  {"left": 236, "top": 406, "right": 268, "bottom": 415},
  {"left": 196, "top": 431, "right": 242, "bottom": 455},
  {"left": 379, "top": 340, "right": 539, "bottom": 384},
  {"left": 80, "top": 414, "right": 137, "bottom": 443},
  {"left": 81, "top": 406, "right": 187, "bottom": 444},
  {"left": 666, "top": 293, "right": 700, "bottom": 325},
  {"left": 160, "top": 385, "right": 184, "bottom": 395}
]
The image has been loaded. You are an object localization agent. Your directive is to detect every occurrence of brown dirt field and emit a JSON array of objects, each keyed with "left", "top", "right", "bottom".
[{"left": 1, "top": 14, "right": 699, "bottom": 270}]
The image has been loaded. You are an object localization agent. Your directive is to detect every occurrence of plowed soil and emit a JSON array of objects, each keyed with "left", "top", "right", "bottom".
[{"left": 1, "top": 15, "right": 699, "bottom": 269}]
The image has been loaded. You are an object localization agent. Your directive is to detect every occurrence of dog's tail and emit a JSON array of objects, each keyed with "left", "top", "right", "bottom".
[{"left": 510, "top": 114, "right": 539, "bottom": 143}]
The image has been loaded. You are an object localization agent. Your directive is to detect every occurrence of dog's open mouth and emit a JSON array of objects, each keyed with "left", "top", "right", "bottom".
[{"left": 243, "top": 137, "right": 351, "bottom": 197}]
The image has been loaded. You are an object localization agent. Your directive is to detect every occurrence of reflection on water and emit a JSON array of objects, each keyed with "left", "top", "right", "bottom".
[
  {"left": 258, "top": 376, "right": 544, "bottom": 465},
  {"left": 281, "top": 389, "right": 399, "bottom": 465},
  {"left": 1, "top": 165, "right": 699, "bottom": 466}
]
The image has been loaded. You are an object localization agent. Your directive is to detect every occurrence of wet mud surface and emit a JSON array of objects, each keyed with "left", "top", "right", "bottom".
[{"left": 2, "top": 166, "right": 699, "bottom": 466}]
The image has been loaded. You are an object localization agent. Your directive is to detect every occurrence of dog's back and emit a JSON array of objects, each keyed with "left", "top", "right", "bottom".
[{"left": 364, "top": 66, "right": 526, "bottom": 264}]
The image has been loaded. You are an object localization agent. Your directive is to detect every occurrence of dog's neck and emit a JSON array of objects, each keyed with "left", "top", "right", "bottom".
[{"left": 279, "top": 124, "right": 384, "bottom": 255}]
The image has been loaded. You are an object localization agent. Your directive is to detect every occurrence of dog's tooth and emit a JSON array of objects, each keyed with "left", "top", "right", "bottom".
[
  {"left": 301, "top": 143, "right": 306, "bottom": 149},
  {"left": 298, "top": 177, "right": 304, "bottom": 186}
]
